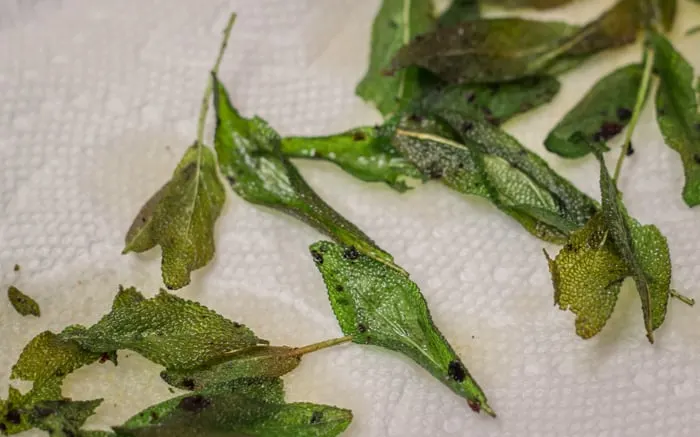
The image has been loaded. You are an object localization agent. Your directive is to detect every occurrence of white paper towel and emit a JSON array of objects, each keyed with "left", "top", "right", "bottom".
[{"left": 1, "top": 1, "right": 700, "bottom": 436}]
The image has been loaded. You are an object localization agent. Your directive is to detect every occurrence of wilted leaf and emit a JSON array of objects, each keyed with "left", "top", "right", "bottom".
[
  {"left": 212, "top": 74, "right": 401, "bottom": 273},
  {"left": 545, "top": 64, "right": 644, "bottom": 158},
  {"left": 392, "top": 111, "right": 598, "bottom": 242},
  {"left": 28, "top": 399, "right": 103, "bottom": 437},
  {"left": 652, "top": 32, "right": 700, "bottom": 207},
  {"left": 280, "top": 123, "right": 423, "bottom": 192},
  {"left": 161, "top": 346, "right": 301, "bottom": 392},
  {"left": 355, "top": 0, "right": 435, "bottom": 116},
  {"left": 61, "top": 290, "right": 266, "bottom": 370},
  {"left": 7, "top": 286, "right": 40, "bottom": 317},
  {"left": 123, "top": 144, "right": 225, "bottom": 290},
  {"left": 309, "top": 240, "right": 494, "bottom": 416},
  {"left": 437, "top": 0, "right": 479, "bottom": 27},
  {"left": 115, "top": 378, "right": 352, "bottom": 437}
]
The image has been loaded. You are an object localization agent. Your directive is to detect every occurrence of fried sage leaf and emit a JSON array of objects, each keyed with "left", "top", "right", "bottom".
[
  {"left": 28, "top": 399, "right": 103, "bottom": 437},
  {"left": 7, "top": 285, "right": 40, "bottom": 317},
  {"left": 392, "top": 112, "right": 597, "bottom": 242},
  {"left": 437, "top": 0, "right": 479, "bottom": 27},
  {"left": 652, "top": 32, "right": 700, "bottom": 207},
  {"left": 355, "top": 0, "right": 434, "bottom": 116},
  {"left": 123, "top": 144, "right": 225, "bottom": 290},
  {"left": 160, "top": 346, "right": 302, "bottom": 392},
  {"left": 61, "top": 289, "right": 266, "bottom": 370},
  {"left": 0, "top": 331, "right": 105, "bottom": 433},
  {"left": 310, "top": 240, "right": 494, "bottom": 416},
  {"left": 545, "top": 64, "right": 644, "bottom": 158},
  {"left": 280, "top": 123, "right": 423, "bottom": 192},
  {"left": 212, "top": 74, "right": 400, "bottom": 272},
  {"left": 115, "top": 378, "right": 352, "bottom": 437}
]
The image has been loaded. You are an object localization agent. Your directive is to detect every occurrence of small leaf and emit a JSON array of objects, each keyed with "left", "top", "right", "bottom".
[
  {"left": 161, "top": 346, "right": 301, "bottom": 392},
  {"left": 482, "top": 0, "right": 575, "bottom": 8},
  {"left": 115, "top": 379, "right": 352, "bottom": 437},
  {"left": 280, "top": 123, "right": 423, "bottom": 192},
  {"left": 28, "top": 399, "right": 103, "bottom": 437},
  {"left": 212, "top": 74, "right": 401, "bottom": 272},
  {"left": 123, "top": 144, "right": 226, "bottom": 290},
  {"left": 545, "top": 64, "right": 644, "bottom": 158},
  {"left": 437, "top": 0, "right": 479, "bottom": 27},
  {"left": 356, "top": 0, "right": 435, "bottom": 116},
  {"left": 309, "top": 240, "right": 494, "bottom": 416},
  {"left": 651, "top": 32, "right": 700, "bottom": 207},
  {"left": 60, "top": 289, "right": 266, "bottom": 370},
  {"left": 7, "top": 286, "right": 40, "bottom": 317}
]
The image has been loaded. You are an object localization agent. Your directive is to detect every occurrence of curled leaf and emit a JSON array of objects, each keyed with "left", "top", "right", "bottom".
[
  {"left": 123, "top": 144, "right": 225, "bottom": 290},
  {"left": 310, "top": 240, "right": 494, "bottom": 417},
  {"left": 7, "top": 286, "right": 40, "bottom": 317},
  {"left": 545, "top": 64, "right": 644, "bottom": 158},
  {"left": 652, "top": 32, "right": 700, "bottom": 207}
]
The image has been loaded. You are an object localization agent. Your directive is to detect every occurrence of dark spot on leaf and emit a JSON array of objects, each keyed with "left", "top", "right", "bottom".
[
  {"left": 462, "top": 122, "right": 473, "bottom": 132},
  {"left": 694, "top": 154, "right": 700, "bottom": 165},
  {"left": 467, "top": 399, "right": 481, "bottom": 413},
  {"left": 310, "top": 411, "right": 323, "bottom": 424},
  {"left": 428, "top": 163, "right": 443, "bottom": 178},
  {"left": 343, "top": 246, "right": 359, "bottom": 260},
  {"left": 465, "top": 92, "right": 475, "bottom": 103},
  {"left": 233, "top": 322, "right": 242, "bottom": 328},
  {"left": 311, "top": 250, "right": 324, "bottom": 264},
  {"left": 564, "top": 243, "right": 573, "bottom": 251},
  {"left": 180, "top": 162, "right": 198, "bottom": 181},
  {"left": 595, "top": 122, "right": 623, "bottom": 141},
  {"left": 150, "top": 412, "right": 159, "bottom": 421},
  {"left": 63, "top": 428, "right": 76, "bottom": 437},
  {"left": 616, "top": 107, "right": 632, "bottom": 121},
  {"left": 389, "top": 19, "right": 398, "bottom": 28},
  {"left": 658, "top": 107, "right": 666, "bottom": 116},
  {"left": 335, "top": 285, "right": 344, "bottom": 292},
  {"left": 33, "top": 406, "right": 54, "bottom": 418},
  {"left": 626, "top": 142, "right": 634, "bottom": 156},
  {"left": 5, "top": 410, "right": 21, "bottom": 425},
  {"left": 226, "top": 175, "right": 236, "bottom": 185},
  {"left": 408, "top": 113, "right": 423, "bottom": 123},
  {"left": 447, "top": 360, "right": 466, "bottom": 382},
  {"left": 357, "top": 323, "right": 367, "bottom": 333},
  {"left": 178, "top": 395, "right": 211, "bottom": 413},
  {"left": 13, "top": 264, "right": 19, "bottom": 272},
  {"left": 182, "top": 378, "right": 196, "bottom": 391},
  {"left": 352, "top": 131, "right": 366, "bottom": 141},
  {"left": 54, "top": 370, "right": 65, "bottom": 377},
  {"left": 99, "top": 352, "right": 111, "bottom": 364}
]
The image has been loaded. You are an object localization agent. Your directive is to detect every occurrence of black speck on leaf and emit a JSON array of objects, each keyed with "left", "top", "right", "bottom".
[
  {"left": 389, "top": 19, "right": 398, "bottom": 29},
  {"left": 232, "top": 322, "right": 242, "bottom": 328},
  {"left": 626, "top": 142, "right": 635, "bottom": 156},
  {"left": 226, "top": 175, "right": 236, "bottom": 185},
  {"left": 462, "top": 121, "right": 473, "bottom": 132},
  {"left": 13, "top": 264, "right": 19, "bottom": 272},
  {"left": 99, "top": 352, "right": 110, "bottom": 363},
  {"left": 0, "top": 423, "right": 6, "bottom": 432},
  {"left": 335, "top": 285, "right": 344, "bottom": 292},
  {"left": 343, "top": 246, "right": 359, "bottom": 260},
  {"left": 357, "top": 323, "right": 367, "bottom": 333},
  {"left": 408, "top": 113, "right": 423, "bottom": 123},
  {"left": 182, "top": 378, "right": 196, "bottom": 390},
  {"left": 178, "top": 395, "right": 211, "bottom": 413},
  {"left": 5, "top": 410, "right": 21, "bottom": 425},
  {"left": 311, "top": 250, "right": 324, "bottom": 264},
  {"left": 33, "top": 406, "right": 54, "bottom": 418},
  {"left": 447, "top": 360, "right": 467, "bottom": 382},
  {"left": 352, "top": 131, "right": 367, "bottom": 141},
  {"left": 617, "top": 107, "right": 632, "bottom": 121},
  {"left": 594, "top": 122, "right": 623, "bottom": 141},
  {"left": 310, "top": 411, "right": 324, "bottom": 424},
  {"left": 465, "top": 92, "right": 475, "bottom": 103},
  {"left": 694, "top": 154, "right": 700, "bottom": 165}
]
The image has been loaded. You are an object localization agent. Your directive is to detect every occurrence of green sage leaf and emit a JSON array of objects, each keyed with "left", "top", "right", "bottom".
[
  {"left": 123, "top": 144, "right": 225, "bottom": 290},
  {"left": 309, "top": 240, "right": 494, "bottom": 417},
  {"left": 7, "top": 286, "right": 40, "bottom": 317},
  {"left": 545, "top": 64, "right": 644, "bottom": 158},
  {"left": 356, "top": 0, "right": 435, "bottom": 116},
  {"left": 652, "top": 32, "right": 700, "bottom": 207},
  {"left": 437, "top": 0, "right": 479, "bottom": 27},
  {"left": 28, "top": 399, "right": 103, "bottom": 437}
]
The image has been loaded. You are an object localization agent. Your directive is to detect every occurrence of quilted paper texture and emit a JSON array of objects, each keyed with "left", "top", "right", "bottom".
[{"left": 1, "top": 1, "right": 700, "bottom": 436}]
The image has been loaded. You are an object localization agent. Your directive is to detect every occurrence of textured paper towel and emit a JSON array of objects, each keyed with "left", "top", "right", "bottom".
[{"left": 1, "top": 0, "right": 700, "bottom": 436}]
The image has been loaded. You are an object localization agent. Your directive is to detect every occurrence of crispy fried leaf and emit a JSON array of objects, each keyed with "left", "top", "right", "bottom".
[
  {"left": 7, "top": 286, "right": 40, "bottom": 317},
  {"left": 123, "top": 144, "right": 225, "bottom": 290},
  {"left": 309, "top": 240, "right": 494, "bottom": 416},
  {"left": 545, "top": 64, "right": 644, "bottom": 158},
  {"left": 212, "top": 74, "right": 400, "bottom": 272},
  {"left": 483, "top": 0, "right": 575, "bottom": 8},
  {"left": 652, "top": 32, "right": 700, "bottom": 207},
  {"left": 545, "top": 213, "right": 628, "bottom": 338},
  {"left": 115, "top": 378, "right": 352, "bottom": 437},
  {"left": 28, "top": 399, "right": 103, "bottom": 437},
  {"left": 437, "top": 0, "right": 479, "bottom": 27},
  {"left": 161, "top": 346, "right": 301, "bottom": 392},
  {"left": 61, "top": 290, "right": 266, "bottom": 370},
  {"left": 391, "top": 111, "right": 597, "bottom": 242},
  {"left": 355, "top": 0, "right": 435, "bottom": 116},
  {"left": 280, "top": 123, "right": 423, "bottom": 192}
]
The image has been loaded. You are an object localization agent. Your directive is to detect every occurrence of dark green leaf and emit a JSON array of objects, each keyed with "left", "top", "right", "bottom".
[
  {"left": 7, "top": 286, "right": 40, "bottom": 317},
  {"left": 652, "top": 32, "right": 700, "bottom": 207},
  {"left": 392, "top": 112, "right": 597, "bottom": 243},
  {"left": 161, "top": 346, "right": 301, "bottom": 392},
  {"left": 61, "top": 290, "right": 266, "bottom": 370},
  {"left": 212, "top": 74, "right": 402, "bottom": 273},
  {"left": 483, "top": 0, "right": 575, "bottom": 8},
  {"left": 280, "top": 123, "right": 423, "bottom": 192},
  {"left": 437, "top": 0, "right": 479, "bottom": 27},
  {"left": 28, "top": 399, "right": 103, "bottom": 437},
  {"left": 112, "top": 286, "right": 146, "bottom": 311},
  {"left": 355, "top": 0, "right": 435, "bottom": 116},
  {"left": 123, "top": 144, "right": 225, "bottom": 290},
  {"left": 115, "top": 379, "right": 352, "bottom": 437},
  {"left": 309, "top": 240, "right": 494, "bottom": 417},
  {"left": 545, "top": 64, "right": 644, "bottom": 158},
  {"left": 652, "top": 0, "right": 676, "bottom": 31},
  {"left": 563, "top": 0, "right": 642, "bottom": 57}
]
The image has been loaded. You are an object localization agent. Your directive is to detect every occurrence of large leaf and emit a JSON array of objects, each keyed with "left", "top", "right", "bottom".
[
  {"left": 545, "top": 64, "right": 644, "bottom": 158},
  {"left": 437, "top": 0, "right": 479, "bottom": 27},
  {"left": 7, "top": 285, "right": 40, "bottom": 317},
  {"left": 355, "top": 0, "right": 435, "bottom": 116},
  {"left": 60, "top": 289, "right": 266, "bottom": 370},
  {"left": 123, "top": 144, "right": 225, "bottom": 290},
  {"left": 212, "top": 74, "right": 400, "bottom": 272},
  {"left": 392, "top": 111, "right": 598, "bottom": 242},
  {"left": 652, "top": 32, "right": 700, "bottom": 207},
  {"left": 309, "top": 240, "right": 494, "bottom": 416}
]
